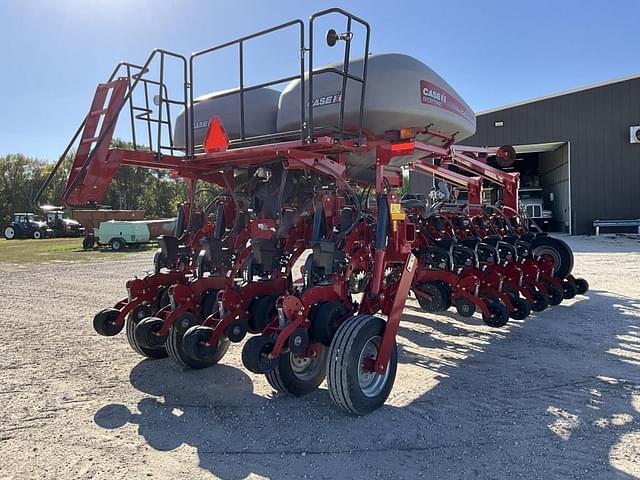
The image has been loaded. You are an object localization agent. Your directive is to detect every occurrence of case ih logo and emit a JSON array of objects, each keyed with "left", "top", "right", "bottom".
[
  {"left": 420, "top": 80, "right": 474, "bottom": 125},
  {"left": 194, "top": 120, "right": 210, "bottom": 129},
  {"left": 312, "top": 92, "right": 342, "bottom": 107}
]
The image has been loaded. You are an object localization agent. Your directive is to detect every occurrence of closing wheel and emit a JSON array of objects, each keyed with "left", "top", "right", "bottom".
[
  {"left": 93, "top": 308, "right": 124, "bottom": 336},
  {"left": 241, "top": 335, "right": 278, "bottom": 374},
  {"left": 133, "top": 317, "right": 168, "bottom": 353},
  {"left": 3, "top": 226, "right": 16, "bottom": 240},
  {"left": 508, "top": 295, "right": 531, "bottom": 320},
  {"left": 574, "top": 278, "right": 589, "bottom": 295},
  {"left": 249, "top": 295, "right": 277, "bottom": 333},
  {"left": 327, "top": 315, "right": 398, "bottom": 416},
  {"left": 455, "top": 297, "right": 476, "bottom": 317},
  {"left": 544, "top": 282, "right": 563, "bottom": 306},
  {"left": 415, "top": 281, "right": 451, "bottom": 313},
  {"left": 481, "top": 297, "right": 510, "bottom": 328},
  {"left": 179, "top": 323, "right": 230, "bottom": 370},
  {"left": 529, "top": 289, "right": 549, "bottom": 312},
  {"left": 532, "top": 236, "right": 574, "bottom": 278},
  {"left": 562, "top": 281, "right": 577, "bottom": 300},
  {"left": 309, "top": 301, "right": 348, "bottom": 346},
  {"left": 126, "top": 304, "right": 166, "bottom": 358},
  {"left": 266, "top": 346, "right": 327, "bottom": 396}
]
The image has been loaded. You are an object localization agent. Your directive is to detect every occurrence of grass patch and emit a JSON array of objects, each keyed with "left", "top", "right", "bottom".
[{"left": 0, "top": 238, "right": 152, "bottom": 264}]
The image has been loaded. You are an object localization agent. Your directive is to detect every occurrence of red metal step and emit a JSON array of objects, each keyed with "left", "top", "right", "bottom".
[{"left": 63, "top": 77, "right": 129, "bottom": 206}]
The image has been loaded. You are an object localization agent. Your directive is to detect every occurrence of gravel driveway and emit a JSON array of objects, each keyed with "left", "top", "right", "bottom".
[{"left": 1, "top": 235, "right": 639, "bottom": 479}]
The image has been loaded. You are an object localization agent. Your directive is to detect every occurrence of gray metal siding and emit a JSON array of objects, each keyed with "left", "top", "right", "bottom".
[
  {"left": 465, "top": 77, "right": 640, "bottom": 234},
  {"left": 539, "top": 144, "right": 569, "bottom": 231}
]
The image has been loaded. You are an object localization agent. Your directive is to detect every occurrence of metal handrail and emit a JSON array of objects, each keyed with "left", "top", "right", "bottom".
[
  {"left": 189, "top": 19, "right": 305, "bottom": 157},
  {"left": 62, "top": 49, "right": 188, "bottom": 206},
  {"left": 308, "top": 8, "right": 370, "bottom": 145}
]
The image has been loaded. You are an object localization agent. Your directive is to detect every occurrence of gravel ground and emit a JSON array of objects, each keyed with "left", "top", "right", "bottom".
[{"left": 1, "top": 235, "right": 639, "bottom": 479}]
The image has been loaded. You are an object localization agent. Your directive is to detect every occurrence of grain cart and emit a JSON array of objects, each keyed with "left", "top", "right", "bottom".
[{"left": 36, "top": 8, "right": 589, "bottom": 415}]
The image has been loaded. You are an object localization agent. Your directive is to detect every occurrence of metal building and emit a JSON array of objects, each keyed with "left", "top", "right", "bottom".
[{"left": 463, "top": 74, "right": 640, "bottom": 235}]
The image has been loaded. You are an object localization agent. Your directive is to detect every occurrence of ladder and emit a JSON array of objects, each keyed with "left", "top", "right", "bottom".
[{"left": 63, "top": 78, "right": 128, "bottom": 206}]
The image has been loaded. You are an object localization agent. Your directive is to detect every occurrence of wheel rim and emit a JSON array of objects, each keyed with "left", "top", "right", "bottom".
[
  {"left": 4, "top": 227, "right": 14, "bottom": 239},
  {"left": 357, "top": 335, "right": 390, "bottom": 398},
  {"left": 533, "top": 246, "right": 561, "bottom": 274},
  {"left": 34, "top": 231, "right": 41, "bottom": 239},
  {"left": 289, "top": 351, "right": 324, "bottom": 382}
]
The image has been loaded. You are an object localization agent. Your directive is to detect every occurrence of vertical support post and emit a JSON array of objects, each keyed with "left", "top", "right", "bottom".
[
  {"left": 157, "top": 52, "right": 164, "bottom": 160},
  {"left": 337, "top": 16, "right": 352, "bottom": 142},
  {"left": 239, "top": 41, "right": 245, "bottom": 141},
  {"left": 373, "top": 252, "right": 417, "bottom": 373},
  {"left": 126, "top": 65, "right": 137, "bottom": 150}
]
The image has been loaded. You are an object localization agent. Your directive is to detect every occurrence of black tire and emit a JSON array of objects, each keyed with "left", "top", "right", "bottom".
[
  {"left": 153, "top": 249, "right": 166, "bottom": 273},
  {"left": 248, "top": 295, "right": 277, "bottom": 333},
  {"left": 3, "top": 226, "right": 16, "bottom": 240},
  {"left": 126, "top": 304, "right": 167, "bottom": 359},
  {"left": 508, "top": 295, "right": 531, "bottom": 320},
  {"left": 133, "top": 316, "right": 168, "bottom": 354},
  {"left": 415, "top": 281, "right": 450, "bottom": 313},
  {"left": 178, "top": 323, "right": 230, "bottom": 369},
  {"left": 481, "top": 298, "right": 510, "bottom": 328},
  {"left": 266, "top": 347, "right": 327, "bottom": 396},
  {"left": 574, "top": 278, "right": 589, "bottom": 295},
  {"left": 529, "top": 289, "right": 549, "bottom": 312},
  {"left": 93, "top": 308, "right": 124, "bottom": 336},
  {"left": 82, "top": 237, "right": 95, "bottom": 250},
  {"left": 241, "top": 335, "right": 278, "bottom": 374},
  {"left": 32, "top": 230, "right": 42, "bottom": 240},
  {"left": 531, "top": 236, "right": 574, "bottom": 279},
  {"left": 562, "top": 281, "right": 577, "bottom": 300},
  {"left": 455, "top": 297, "right": 476, "bottom": 317},
  {"left": 111, "top": 238, "right": 125, "bottom": 252},
  {"left": 544, "top": 282, "right": 563, "bottom": 306},
  {"left": 327, "top": 315, "right": 398, "bottom": 416},
  {"left": 309, "top": 301, "right": 348, "bottom": 346}
]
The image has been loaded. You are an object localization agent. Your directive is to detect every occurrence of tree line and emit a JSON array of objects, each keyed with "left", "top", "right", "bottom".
[{"left": 0, "top": 141, "right": 189, "bottom": 223}]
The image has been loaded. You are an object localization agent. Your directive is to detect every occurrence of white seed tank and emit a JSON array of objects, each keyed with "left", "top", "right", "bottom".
[
  {"left": 278, "top": 53, "right": 476, "bottom": 181},
  {"left": 172, "top": 53, "right": 475, "bottom": 182},
  {"left": 173, "top": 87, "right": 281, "bottom": 148}
]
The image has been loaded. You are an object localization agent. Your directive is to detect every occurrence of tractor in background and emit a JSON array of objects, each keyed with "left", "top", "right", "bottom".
[
  {"left": 41, "top": 206, "right": 86, "bottom": 237},
  {"left": 3, "top": 213, "right": 53, "bottom": 240}
]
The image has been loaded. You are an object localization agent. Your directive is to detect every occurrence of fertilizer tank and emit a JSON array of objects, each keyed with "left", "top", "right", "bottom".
[
  {"left": 173, "top": 87, "right": 280, "bottom": 148},
  {"left": 278, "top": 53, "right": 476, "bottom": 181}
]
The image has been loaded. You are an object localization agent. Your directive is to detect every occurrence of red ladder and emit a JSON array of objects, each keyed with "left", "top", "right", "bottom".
[{"left": 63, "top": 77, "right": 128, "bottom": 206}]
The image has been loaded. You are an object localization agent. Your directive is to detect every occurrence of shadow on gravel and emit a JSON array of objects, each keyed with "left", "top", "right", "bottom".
[{"left": 94, "top": 289, "right": 640, "bottom": 479}]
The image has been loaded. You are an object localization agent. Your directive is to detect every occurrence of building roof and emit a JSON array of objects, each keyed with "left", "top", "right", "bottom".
[{"left": 478, "top": 72, "right": 640, "bottom": 115}]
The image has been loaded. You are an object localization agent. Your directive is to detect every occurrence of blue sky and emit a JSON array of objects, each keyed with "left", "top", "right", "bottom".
[{"left": 0, "top": 0, "right": 638, "bottom": 160}]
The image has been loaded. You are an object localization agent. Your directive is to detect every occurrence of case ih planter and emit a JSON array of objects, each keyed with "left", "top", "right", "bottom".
[{"left": 37, "top": 8, "right": 588, "bottom": 415}]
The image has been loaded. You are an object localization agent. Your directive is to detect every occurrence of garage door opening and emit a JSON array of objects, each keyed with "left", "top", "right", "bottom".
[{"left": 486, "top": 142, "right": 571, "bottom": 233}]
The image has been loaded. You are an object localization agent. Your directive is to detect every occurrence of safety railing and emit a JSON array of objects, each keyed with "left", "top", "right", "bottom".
[
  {"left": 188, "top": 19, "right": 305, "bottom": 156},
  {"left": 308, "top": 8, "right": 370, "bottom": 146}
]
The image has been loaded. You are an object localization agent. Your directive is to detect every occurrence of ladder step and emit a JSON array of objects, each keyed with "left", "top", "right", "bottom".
[
  {"left": 97, "top": 78, "right": 126, "bottom": 90},
  {"left": 80, "top": 136, "right": 101, "bottom": 144},
  {"left": 89, "top": 108, "right": 109, "bottom": 117}
]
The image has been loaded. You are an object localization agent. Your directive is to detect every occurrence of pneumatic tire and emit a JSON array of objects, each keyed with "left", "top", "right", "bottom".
[
  {"left": 266, "top": 346, "right": 327, "bottom": 397},
  {"left": 126, "top": 303, "right": 167, "bottom": 359},
  {"left": 531, "top": 236, "right": 574, "bottom": 279},
  {"left": 326, "top": 315, "right": 397, "bottom": 416}
]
